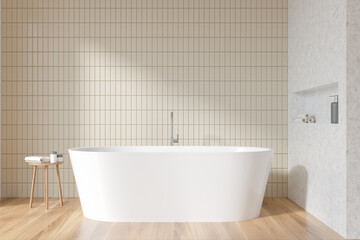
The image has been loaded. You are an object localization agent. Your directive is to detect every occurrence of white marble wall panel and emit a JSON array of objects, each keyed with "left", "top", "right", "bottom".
[
  {"left": 288, "top": 0, "right": 346, "bottom": 93},
  {"left": 346, "top": 0, "right": 360, "bottom": 238},
  {"left": 288, "top": 0, "right": 347, "bottom": 237}
]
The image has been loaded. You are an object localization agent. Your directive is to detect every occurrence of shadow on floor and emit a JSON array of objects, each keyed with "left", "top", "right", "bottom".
[
  {"left": 288, "top": 165, "right": 308, "bottom": 209},
  {"left": 259, "top": 165, "right": 308, "bottom": 218}
]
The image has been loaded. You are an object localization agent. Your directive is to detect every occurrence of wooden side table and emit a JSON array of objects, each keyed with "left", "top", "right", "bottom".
[{"left": 27, "top": 162, "right": 64, "bottom": 210}]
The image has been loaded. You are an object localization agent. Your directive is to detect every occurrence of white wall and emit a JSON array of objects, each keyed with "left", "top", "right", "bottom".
[
  {"left": 288, "top": 0, "right": 347, "bottom": 237},
  {"left": 0, "top": 0, "right": 2, "bottom": 198},
  {"left": 290, "top": 0, "right": 360, "bottom": 238},
  {"left": 346, "top": 0, "right": 360, "bottom": 238}
]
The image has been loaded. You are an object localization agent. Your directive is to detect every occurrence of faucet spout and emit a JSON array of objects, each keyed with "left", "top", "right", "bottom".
[{"left": 170, "top": 112, "right": 179, "bottom": 146}]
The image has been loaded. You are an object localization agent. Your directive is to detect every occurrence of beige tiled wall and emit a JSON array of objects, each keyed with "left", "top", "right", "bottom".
[{"left": 1, "top": 0, "right": 288, "bottom": 197}]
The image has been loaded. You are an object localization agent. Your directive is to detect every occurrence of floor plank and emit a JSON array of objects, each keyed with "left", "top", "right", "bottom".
[{"left": 0, "top": 198, "right": 344, "bottom": 240}]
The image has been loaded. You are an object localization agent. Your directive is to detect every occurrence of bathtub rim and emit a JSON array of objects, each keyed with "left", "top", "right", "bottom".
[{"left": 68, "top": 146, "right": 273, "bottom": 153}]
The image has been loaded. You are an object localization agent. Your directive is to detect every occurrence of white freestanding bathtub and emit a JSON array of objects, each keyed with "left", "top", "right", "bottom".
[{"left": 69, "top": 146, "right": 272, "bottom": 222}]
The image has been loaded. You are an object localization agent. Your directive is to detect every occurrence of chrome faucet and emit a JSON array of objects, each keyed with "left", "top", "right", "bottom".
[{"left": 170, "top": 112, "right": 179, "bottom": 146}]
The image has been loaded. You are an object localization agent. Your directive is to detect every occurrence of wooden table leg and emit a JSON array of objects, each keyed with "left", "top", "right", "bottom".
[
  {"left": 56, "top": 165, "right": 64, "bottom": 206},
  {"left": 29, "top": 166, "right": 37, "bottom": 208},
  {"left": 45, "top": 165, "right": 48, "bottom": 210}
]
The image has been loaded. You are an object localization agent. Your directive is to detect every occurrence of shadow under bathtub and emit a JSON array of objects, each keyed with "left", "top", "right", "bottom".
[{"left": 259, "top": 165, "right": 308, "bottom": 218}]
